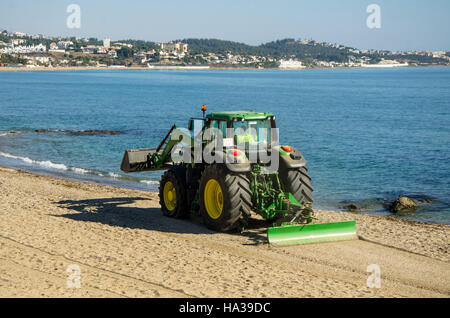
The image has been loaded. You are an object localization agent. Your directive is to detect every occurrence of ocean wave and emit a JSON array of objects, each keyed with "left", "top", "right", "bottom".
[
  {"left": 0, "top": 151, "right": 69, "bottom": 171},
  {"left": 0, "top": 131, "right": 20, "bottom": 137},
  {"left": 140, "top": 179, "right": 160, "bottom": 186},
  {"left": 0, "top": 151, "right": 64, "bottom": 173},
  {"left": 0, "top": 151, "right": 113, "bottom": 178},
  {"left": 0, "top": 151, "right": 160, "bottom": 187},
  {"left": 71, "top": 167, "right": 91, "bottom": 175}
]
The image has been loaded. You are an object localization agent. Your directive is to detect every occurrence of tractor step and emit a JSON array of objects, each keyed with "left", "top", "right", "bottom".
[{"left": 267, "top": 220, "right": 357, "bottom": 246}]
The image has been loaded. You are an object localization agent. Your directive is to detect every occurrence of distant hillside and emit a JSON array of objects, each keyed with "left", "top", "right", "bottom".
[
  {"left": 1, "top": 29, "right": 448, "bottom": 67},
  {"left": 180, "top": 38, "right": 255, "bottom": 55},
  {"left": 113, "top": 39, "right": 158, "bottom": 51},
  {"left": 180, "top": 38, "right": 358, "bottom": 62}
]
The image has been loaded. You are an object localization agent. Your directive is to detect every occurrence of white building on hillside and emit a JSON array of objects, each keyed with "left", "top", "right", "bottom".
[
  {"left": 158, "top": 42, "right": 188, "bottom": 54},
  {"left": 0, "top": 44, "right": 47, "bottom": 54},
  {"left": 277, "top": 59, "right": 305, "bottom": 69},
  {"left": 57, "top": 41, "right": 73, "bottom": 49}
]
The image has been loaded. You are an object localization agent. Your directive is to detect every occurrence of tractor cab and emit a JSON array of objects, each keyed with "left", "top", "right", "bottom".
[{"left": 188, "top": 110, "right": 277, "bottom": 149}]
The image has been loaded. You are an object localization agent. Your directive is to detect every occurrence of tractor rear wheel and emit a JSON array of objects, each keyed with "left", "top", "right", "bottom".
[
  {"left": 199, "top": 164, "right": 252, "bottom": 232},
  {"left": 159, "top": 169, "right": 188, "bottom": 218},
  {"left": 279, "top": 166, "right": 314, "bottom": 205}
]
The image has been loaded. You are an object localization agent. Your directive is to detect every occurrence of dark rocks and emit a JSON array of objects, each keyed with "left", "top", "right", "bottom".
[
  {"left": 34, "top": 129, "right": 121, "bottom": 135},
  {"left": 338, "top": 194, "right": 436, "bottom": 215},
  {"left": 389, "top": 196, "right": 418, "bottom": 213},
  {"left": 342, "top": 204, "right": 359, "bottom": 212},
  {"left": 76, "top": 130, "right": 121, "bottom": 135}
]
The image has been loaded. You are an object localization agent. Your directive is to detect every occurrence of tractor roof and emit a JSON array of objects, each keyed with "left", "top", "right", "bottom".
[{"left": 206, "top": 111, "right": 274, "bottom": 121}]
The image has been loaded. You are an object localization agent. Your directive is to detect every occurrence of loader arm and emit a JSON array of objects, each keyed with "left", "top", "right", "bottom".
[{"left": 120, "top": 124, "right": 194, "bottom": 172}]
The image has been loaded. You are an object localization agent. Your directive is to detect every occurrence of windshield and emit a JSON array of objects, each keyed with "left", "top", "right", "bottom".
[{"left": 233, "top": 119, "right": 272, "bottom": 148}]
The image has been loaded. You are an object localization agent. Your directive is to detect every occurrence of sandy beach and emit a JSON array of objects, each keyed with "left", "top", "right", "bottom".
[
  {"left": 0, "top": 66, "right": 149, "bottom": 72},
  {"left": 0, "top": 66, "right": 260, "bottom": 72},
  {"left": 0, "top": 165, "right": 448, "bottom": 298}
]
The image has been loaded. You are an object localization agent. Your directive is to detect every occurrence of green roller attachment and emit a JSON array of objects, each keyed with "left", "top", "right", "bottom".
[{"left": 267, "top": 220, "right": 357, "bottom": 246}]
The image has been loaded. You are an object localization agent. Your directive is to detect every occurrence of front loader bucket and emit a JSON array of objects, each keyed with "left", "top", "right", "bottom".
[
  {"left": 120, "top": 148, "right": 156, "bottom": 172},
  {"left": 267, "top": 221, "right": 357, "bottom": 246}
]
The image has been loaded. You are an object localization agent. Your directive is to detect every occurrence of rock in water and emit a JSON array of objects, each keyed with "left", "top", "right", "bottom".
[
  {"left": 390, "top": 196, "right": 418, "bottom": 213},
  {"left": 34, "top": 129, "right": 121, "bottom": 135},
  {"left": 82, "top": 130, "right": 121, "bottom": 135},
  {"left": 343, "top": 204, "right": 358, "bottom": 212}
]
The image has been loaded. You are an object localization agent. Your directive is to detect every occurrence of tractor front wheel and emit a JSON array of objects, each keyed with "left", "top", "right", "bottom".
[
  {"left": 159, "top": 169, "right": 188, "bottom": 218},
  {"left": 199, "top": 165, "right": 252, "bottom": 232}
]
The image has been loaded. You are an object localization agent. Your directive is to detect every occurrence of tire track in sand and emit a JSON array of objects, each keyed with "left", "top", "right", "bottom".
[{"left": 0, "top": 234, "right": 193, "bottom": 298}]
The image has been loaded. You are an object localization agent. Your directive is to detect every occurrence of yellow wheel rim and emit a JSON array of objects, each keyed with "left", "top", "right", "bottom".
[
  {"left": 204, "top": 179, "right": 223, "bottom": 219},
  {"left": 163, "top": 181, "right": 176, "bottom": 211}
]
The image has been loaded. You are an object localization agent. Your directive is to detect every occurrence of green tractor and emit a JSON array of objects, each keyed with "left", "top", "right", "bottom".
[{"left": 121, "top": 106, "right": 356, "bottom": 245}]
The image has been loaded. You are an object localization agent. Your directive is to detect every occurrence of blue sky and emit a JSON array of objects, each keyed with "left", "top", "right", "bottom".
[{"left": 1, "top": 0, "right": 449, "bottom": 51}]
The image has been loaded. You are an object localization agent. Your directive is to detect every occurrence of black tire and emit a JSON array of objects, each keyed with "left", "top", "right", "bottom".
[
  {"left": 199, "top": 164, "right": 252, "bottom": 232},
  {"left": 159, "top": 169, "right": 188, "bottom": 219},
  {"left": 279, "top": 166, "right": 314, "bottom": 205}
]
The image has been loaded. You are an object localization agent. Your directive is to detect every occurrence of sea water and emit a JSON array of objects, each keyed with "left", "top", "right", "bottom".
[{"left": 0, "top": 67, "right": 449, "bottom": 224}]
